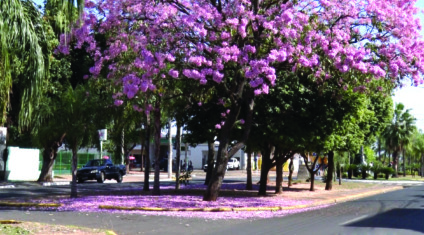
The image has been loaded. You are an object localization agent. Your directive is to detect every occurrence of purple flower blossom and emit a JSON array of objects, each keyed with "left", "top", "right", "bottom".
[
  {"left": 114, "top": 100, "right": 124, "bottom": 106},
  {"left": 168, "top": 69, "right": 179, "bottom": 78}
]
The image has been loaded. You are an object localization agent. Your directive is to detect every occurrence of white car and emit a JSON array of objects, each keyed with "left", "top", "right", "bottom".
[{"left": 227, "top": 158, "right": 240, "bottom": 170}]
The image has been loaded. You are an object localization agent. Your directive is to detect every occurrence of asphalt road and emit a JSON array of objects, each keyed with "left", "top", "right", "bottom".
[{"left": 0, "top": 182, "right": 423, "bottom": 235}]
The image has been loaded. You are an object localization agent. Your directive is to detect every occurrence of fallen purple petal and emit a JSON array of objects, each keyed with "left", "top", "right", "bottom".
[{"left": 17, "top": 183, "right": 332, "bottom": 219}]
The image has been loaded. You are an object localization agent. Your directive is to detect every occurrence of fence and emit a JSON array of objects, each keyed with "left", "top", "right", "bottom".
[{"left": 39, "top": 151, "right": 115, "bottom": 175}]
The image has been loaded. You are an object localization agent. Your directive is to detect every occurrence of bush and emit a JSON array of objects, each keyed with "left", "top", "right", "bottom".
[
  {"left": 347, "top": 164, "right": 358, "bottom": 179},
  {"left": 359, "top": 164, "right": 370, "bottom": 179},
  {"left": 381, "top": 167, "right": 394, "bottom": 180},
  {"left": 370, "top": 162, "right": 383, "bottom": 180}
]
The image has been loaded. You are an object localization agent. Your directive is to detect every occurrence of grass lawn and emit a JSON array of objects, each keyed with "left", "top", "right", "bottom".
[
  {"left": 342, "top": 174, "right": 424, "bottom": 181},
  {"left": 386, "top": 175, "right": 424, "bottom": 181},
  {"left": 0, "top": 221, "right": 115, "bottom": 235}
]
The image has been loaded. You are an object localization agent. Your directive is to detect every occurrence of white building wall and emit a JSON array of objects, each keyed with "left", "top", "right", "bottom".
[{"left": 170, "top": 143, "right": 245, "bottom": 170}]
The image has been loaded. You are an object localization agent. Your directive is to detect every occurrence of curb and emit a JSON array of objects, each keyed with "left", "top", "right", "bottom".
[
  {"left": 0, "top": 185, "right": 15, "bottom": 189},
  {"left": 97, "top": 186, "right": 403, "bottom": 212},
  {"left": 0, "top": 201, "right": 62, "bottom": 208},
  {"left": 41, "top": 182, "right": 70, "bottom": 186}
]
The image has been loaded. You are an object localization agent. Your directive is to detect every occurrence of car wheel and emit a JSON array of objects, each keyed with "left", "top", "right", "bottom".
[
  {"left": 97, "top": 172, "right": 105, "bottom": 183},
  {"left": 116, "top": 172, "right": 123, "bottom": 183},
  {"left": 237, "top": 165, "right": 240, "bottom": 170},
  {"left": 77, "top": 178, "right": 85, "bottom": 183}
]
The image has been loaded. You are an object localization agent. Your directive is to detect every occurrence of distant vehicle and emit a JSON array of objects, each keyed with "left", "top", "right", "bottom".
[
  {"left": 204, "top": 159, "right": 241, "bottom": 172},
  {"left": 77, "top": 159, "right": 126, "bottom": 183},
  {"left": 227, "top": 158, "right": 240, "bottom": 170},
  {"left": 203, "top": 161, "right": 216, "bottom": 172}
]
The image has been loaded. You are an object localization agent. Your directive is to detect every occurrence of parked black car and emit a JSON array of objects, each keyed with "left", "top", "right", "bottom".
[{"left": 77, "top": 159, "right": 126, "bottom": 183}]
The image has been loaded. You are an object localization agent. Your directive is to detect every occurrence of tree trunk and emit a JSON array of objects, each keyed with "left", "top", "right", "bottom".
[
  {"left": 2, "top": 148, "right": 8, "bottom": 181},
  {"left": 152, "top": 100, "right": 161, "bottom": 195},
  {"left": 140, "top": 144, "right": 144, "bottom": 172},
  {"left": 246, "top": 151, "right": 252, "bottom": 190},
  {"left": 203, "top": 136, "right": 230, "bottom": 201},
  {"left": 275, "top": 155, "right": 284, "bottom": 194},
  {"left": 392, "top": 150, "right": 399, "bottom": 178},
  {"left": 175, "top": 123, "right": 181, "bottom": 190},
  {"left": 203, "top": 102, "right": 242, "bottom": 201},
  {"left": 70, "top": 146, "right": 78, "bottom": 198},
  {"left": 38, "top": 148, "right": 57, "bottom": 182},
  {"left": 383, "top": 150, "right": 387, "bottom": 165},
  {"left": 38, "top": 134, "right": 66, "bottom": 182},
  {"left": 325, "top": 151, "right": 334, "bottom": 190},
  {"left": 124, "top": 143, "right": 136, "bottom": 173},
  {"left": 121, "top": 128, "right": 125, "bottom": 165},
  {"left": 421, "top": 153, "right": 423, "bottom": 178},
  {"left": 143, "top": 114, "right": 151, "bottom": 191},
  {"left": 402, "top": 148, "right": 406, "bottom": 177},
  {"left": 258, "top": 145, "right": 273, "bottom": 196},
  {"left": 203, "top": 91, "right": 255, "bottom": 201},
  {"left": 338, "top": 162, "right": 342, "bottom": 185},
  {"left": 204, "top": 140, "right": 215, "bottom": 185},
  {"left": 288, "top": 156, "right": 294, "bottom": 187},
  {"left": 301, "top": 153, "right": 319, "bottom": 191},
  {"left": 310, "top": 173, "right": 315, "bottom": 191},
  {"left": 168, "top": 119, "right": 173, "bottom": 179}
]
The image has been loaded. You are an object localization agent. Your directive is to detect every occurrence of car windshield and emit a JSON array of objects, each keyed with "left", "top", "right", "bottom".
[{"left": 86, "top": 160, "right": 106, "bottom": 167}]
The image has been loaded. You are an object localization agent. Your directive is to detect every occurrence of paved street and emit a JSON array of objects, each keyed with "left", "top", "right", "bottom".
[
  {"left": 1, "top": 171, "right": 424, "bottom": 235},
  {"left": 0, "top": 184, "right": 423, "bottom": 235}
]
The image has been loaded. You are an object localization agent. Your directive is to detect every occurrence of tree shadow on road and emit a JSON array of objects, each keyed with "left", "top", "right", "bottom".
[{"left": 345, "top": 208, "right": 424, "bottom": 233}]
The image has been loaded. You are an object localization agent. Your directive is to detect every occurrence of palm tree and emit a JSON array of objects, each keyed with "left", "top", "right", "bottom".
[
  {"left": 382, "top": 103, "right": 416, "bottom": 177},
  {"left": 0, "top": 0, "right": 84, "bottom": 126},
  {"left": 412, "top": 131, "right": 424, "bottom": 177}
]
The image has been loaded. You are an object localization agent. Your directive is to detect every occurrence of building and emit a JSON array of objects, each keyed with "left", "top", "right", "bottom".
[{"left": 130, "top": 140, "right": 247, "bottom": 170}]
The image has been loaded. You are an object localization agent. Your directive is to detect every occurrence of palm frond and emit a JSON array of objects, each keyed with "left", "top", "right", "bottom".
[{"left": 0, "top": 0, "right": 45, "bottom": 127}]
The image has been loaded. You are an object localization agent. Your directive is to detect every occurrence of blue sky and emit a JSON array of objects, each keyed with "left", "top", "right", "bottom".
[
  {"left": 392, "top": 1, "right": 424, "bottom": 131},
  {"left": 32, "top": 0, "right": 424, "bottom": 130}
]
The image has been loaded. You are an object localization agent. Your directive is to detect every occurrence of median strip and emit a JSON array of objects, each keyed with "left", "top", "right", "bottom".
[{"left": 98, "top": 186, "right": 403, "bottom": 212}]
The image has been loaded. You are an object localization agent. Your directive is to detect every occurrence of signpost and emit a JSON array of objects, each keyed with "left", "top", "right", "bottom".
[{"left": 98, "top": 129, "right": 107, "bottom": 159}]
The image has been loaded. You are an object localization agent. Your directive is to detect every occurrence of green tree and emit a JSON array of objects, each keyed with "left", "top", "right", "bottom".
[
  {"left": 411, "top": 131, "right": 424, "bottom": 177},
  {"left": 0, "top": 0, "right": 84, "bottom": 126},
  {"left": 61, "top": 85, "right": 102, "bottom": 198},
  {"left": 383, "top": 103, "right": 416, "bottom": 177}
]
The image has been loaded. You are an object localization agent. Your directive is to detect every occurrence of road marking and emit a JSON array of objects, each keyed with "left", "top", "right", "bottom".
[{"left": 339, "top": 215, "right": 368, "bottom": 226}]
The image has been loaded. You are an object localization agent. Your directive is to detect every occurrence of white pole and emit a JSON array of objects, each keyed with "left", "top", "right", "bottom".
[
  {"left": 100, "top": 141, "right": 103, "bottom": 159},
  {"left": 168, "top": 119, "right": 173, "bottom": 179}
]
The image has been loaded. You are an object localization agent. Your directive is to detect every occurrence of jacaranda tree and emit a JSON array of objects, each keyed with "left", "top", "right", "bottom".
[{"left": 63, "top": 0, "right": 424, "bottom": 201}]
